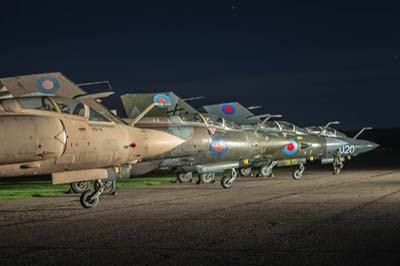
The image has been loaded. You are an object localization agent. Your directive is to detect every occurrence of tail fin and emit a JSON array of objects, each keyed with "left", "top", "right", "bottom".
[
  {"left": 0, "top": 72, "right": 86, "bottom": 98},
  {"left": 203, "top": 102, "right": 260, "bottom": 125},
  {"left": 121, "top": 92, "right": 198, "bottom": 118}
]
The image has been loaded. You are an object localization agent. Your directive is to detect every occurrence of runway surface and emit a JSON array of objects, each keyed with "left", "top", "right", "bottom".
[{"left": 1, "top": 169, "right": 400, "bottom": 266}]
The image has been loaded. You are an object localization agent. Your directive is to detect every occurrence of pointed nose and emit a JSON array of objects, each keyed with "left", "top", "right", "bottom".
[
  {"left": 359, "top": 140, "right": 380, "bottom": 153},
  {"left": 142, "top": 129, "right": 185, "bottom": 158},
  {"left": 325, "top": 137, "right": 348, "bottom": 153}
]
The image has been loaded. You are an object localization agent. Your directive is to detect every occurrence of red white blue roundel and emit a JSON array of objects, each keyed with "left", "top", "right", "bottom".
[
  {"left": 35, "top": 77, "right": 60, "bottom": 94},
  {"left": 210, "top": 136, "right": 229, "bottom": 157},
  {"left": 221, "top": 103, "right": 236, "bottom": 115},
  {"left": 153, "top": 94, "right": 171, "bottom": 108},
  {"left": 283, "top": 139, "right": 299, "bottom": 155}
]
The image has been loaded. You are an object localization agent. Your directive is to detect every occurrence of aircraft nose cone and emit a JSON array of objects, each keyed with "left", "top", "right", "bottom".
[
  {"left": 360, "top": 140, "right": 380, "bottom": 153},
  {"left": 143, "top": 129, "right": 186, "bottom": 158},
  {"left": 325, "top": 137, "right": 348, "bottom": 153}
]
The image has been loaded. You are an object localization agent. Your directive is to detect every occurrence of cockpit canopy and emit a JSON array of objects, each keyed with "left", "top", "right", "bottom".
[
  {"left": 0, "top": 96, "right": 126, "bottom": 124},
  {"left": 305, "top": 126, "right": 347, "bottom": 138},
  {"left": 262, "top": 120, "right": 307, "bottom": 134},
  {"left": 179, "top": 113, "right": 241, "bottom": 130}
]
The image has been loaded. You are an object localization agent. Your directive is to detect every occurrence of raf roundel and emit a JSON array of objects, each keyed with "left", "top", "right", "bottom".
[
  {"left": 283, "top": 139, "right": 299, "bottom": 155},
  {"left": 221, "top": 103, "right": 236, "bottom": 115},
  {"left": 210, "top": 136, "right": 229, "bottom": 157},
  {"left": 35, "top": 77, "right": 60, "bottom": 94},
  {"left": 153, "top": 94, "right": 171, "bottom": 108}
]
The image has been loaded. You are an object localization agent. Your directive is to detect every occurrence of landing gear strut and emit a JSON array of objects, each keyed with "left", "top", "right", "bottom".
[
  {"left": 333, "top": 151, "right": 344, "bottom": 175},
  {"left": 221, "top": 168, "right": 238, "bottom": 189},
  {"left": 177, "top": 172, "right": 193, "bottom": 183},
  {"left": 94, "top": 180, "right": 116, "bottom": 195},
  {"left": 80, "top": 179, "right": 105, "bottom": 209},
  {"left": 197, "top": 173, "right": 216, "bottom": 184},
  {"left": 292, "top": 163, "right": 305, "bottom": 180},
  {"left": 239, "top": 167, "right": 252, "bottom": 177},
  {"left": 257, "top": 161, "right": 277, "bottom": 177}
]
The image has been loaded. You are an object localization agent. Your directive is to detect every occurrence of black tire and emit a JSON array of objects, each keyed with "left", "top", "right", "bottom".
[
  {"left": 199, "top": 173, "right": 215, "bottom": 183},
  {"left": 239, "top": 167, "right": 252, "bottom": 177},
  {"left": 177, "top": 172, "right": 193, "bottom": 183},
  {"left": 80, "top": 190, "right": 99, "bottom": 209},
  {"left": 94, "top": 180, "right": 116, "bottom": 195},
  {"left": 292, "top": 170, "right": 303, "bottom": 180},
  {"left": 70, "top": 181, "right": 90, "bottom": 193},
  {"left": 221, "top": 176, "right": 233, "bottom": 189}
]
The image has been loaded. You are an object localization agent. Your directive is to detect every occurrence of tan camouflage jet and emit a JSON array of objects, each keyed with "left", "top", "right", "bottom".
[{"left": 0, "top": 73, "right": 185, "bottom": 208}]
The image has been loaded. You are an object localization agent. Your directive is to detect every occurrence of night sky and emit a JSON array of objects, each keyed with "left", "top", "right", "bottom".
[{"left": 1, "top": 1, "right": 399, "bottom": 129}]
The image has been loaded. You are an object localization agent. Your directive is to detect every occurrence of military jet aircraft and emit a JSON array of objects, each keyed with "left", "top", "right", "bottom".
[
  {"left": 119, "top": 93, "right": 348, "bottom": 188},
  {"left": 305, "top": 122, "right": 379, "bottom": 174},
  {"left": 0, "top": 73, "right": 185, "bottom": 208},
  {"left": 203, "top": 102, "right": 378, "bottom": 177}
]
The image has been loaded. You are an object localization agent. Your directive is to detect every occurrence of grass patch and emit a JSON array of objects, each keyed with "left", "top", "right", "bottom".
[
  {"left": 0, "top": 176, "right": 177, "bottom": 200},
  {"left": 0, "top": 168, "right": 296, "bottom": 200}
]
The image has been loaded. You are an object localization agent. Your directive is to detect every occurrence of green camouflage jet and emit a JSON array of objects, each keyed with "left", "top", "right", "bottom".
[
  {"left": 203, "top": 102, "right": 379, "bottom": 176},
  {"left": 121, "top": 94, "right": 347, "bottom": 188}
]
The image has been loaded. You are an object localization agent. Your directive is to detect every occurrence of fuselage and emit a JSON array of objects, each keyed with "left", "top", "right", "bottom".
[
  {"left": 0, "top": 96, "right": 184, "bottom": 179},
  {"left": 127, "top": 115, "right": 333, "bottom": 175}
]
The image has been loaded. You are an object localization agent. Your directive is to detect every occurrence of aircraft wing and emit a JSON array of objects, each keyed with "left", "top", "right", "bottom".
[
  {"left": 203, "top": 102, "right": 261, "bottom": 125},
  {"left": 121, "top": 92, "right": 198, "bottom": 118}
]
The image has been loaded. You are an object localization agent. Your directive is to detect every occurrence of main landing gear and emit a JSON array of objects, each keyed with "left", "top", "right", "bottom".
[
  {"left": 221, "top": 168, "right": 238, "bottom": 189},
  {"left": 95, "top": 180, "right": 116, "bottom": 195},
  {"left": 292, "top": 163, "right": 305, "bottom": 180},
  {"left": 333, "top": 151, "right": 344, "bottom": 175},
  {"left": 80, "top": 179, "right": 106, "bottom": 209},
  {"left": 239, "top": 167, "right": 252, "bottom": 177},
  {"left": 70, "top": 181, "right": 90, "bottom": 193},
  {"left": 197, "top": 173, "right": 216, "bottom": 184},
  {"left": 177, "top": 172, "right": 193, "bottom": 183},
  {"left": 257, "top": 161, "right": 277, "bottom": 178},
  {"left": 70, "top": 180, "right": 116, "bottom": 195}
]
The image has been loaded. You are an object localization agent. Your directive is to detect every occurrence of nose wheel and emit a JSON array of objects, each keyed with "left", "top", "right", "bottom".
[
  {"left": 221, "top": 168, "right": 238, "bottom": 189},
  {"left": 292, "top": 163, "right": 305, "bottom": 180},
  {"left": 80, "top": 179, "right": 105, "bottom": 209},
  {"left": 333, "top": 151, "right": 344, "bottom": 175}
]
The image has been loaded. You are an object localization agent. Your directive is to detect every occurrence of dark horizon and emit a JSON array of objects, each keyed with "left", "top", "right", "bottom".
[{"left": 1, "top": 1, "right": 399, "bottom": 129}]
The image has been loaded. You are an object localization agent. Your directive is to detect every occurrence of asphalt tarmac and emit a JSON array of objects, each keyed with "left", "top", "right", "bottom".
[{"left": 1, "top": 169, "right": 400, "bottom": 266}]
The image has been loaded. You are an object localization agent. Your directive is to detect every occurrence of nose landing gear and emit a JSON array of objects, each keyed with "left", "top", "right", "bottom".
[
  {"left": 221, "top": 168, "right": 238, "bottom": 189},
  {"left": 80, "top": 179, "right": 106, "bottom": 209},
  {"left": 333, "top": 151, "right": 344, "bottom": 175},
  {"left": 292, "top": 163, "right": 305, "bottom": 180}
]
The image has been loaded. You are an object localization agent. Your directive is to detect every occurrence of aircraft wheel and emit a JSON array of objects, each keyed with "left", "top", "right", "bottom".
[
  {"left": 70, "top": 181, "right": 90, "bottom": 193},
  {"left": 199, "top": 173, "right": 215, "bottom": 183},
  {"left": 239, "top": 167, "right": 252, "bottom": 177},
  {"left": 292, "top": 169, "right": 303, "bottom": 180},
  {"left": 95, "top": 180, "right": 116, "bottom": 195},
  {"left": 260, "top": 165, "right": 273, "bottom": 177},
  {"left": 221, "top": 176, "right": 233, "bottom": 189},
  {"left": 80, "top": 190, "right": 99, "bottom": 209},
  {"left": 177, "top": 172, "right": 193, "bottom": 183}
]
